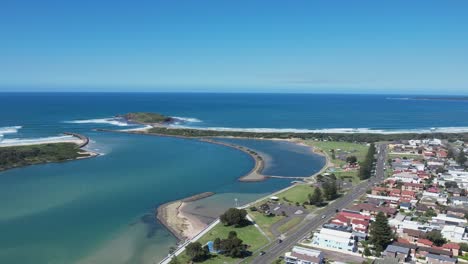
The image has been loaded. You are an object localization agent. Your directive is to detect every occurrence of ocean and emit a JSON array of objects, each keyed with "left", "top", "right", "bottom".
[{"left": 0, "top": 92, "right": 467, "bottom": 264}]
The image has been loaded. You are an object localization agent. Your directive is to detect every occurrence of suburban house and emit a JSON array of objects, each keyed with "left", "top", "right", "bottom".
[
  {"left": 425, "top": 253, "right": 457, "bottom": 264},
  {"left": 284, "top": 246, "right": 324, "bottom": 264},
  {"left": 402, "top": 182, "right": 424, "bottom": 192},
  {"left": 382, "top": 245, "right": 410, "bottom": 262}
]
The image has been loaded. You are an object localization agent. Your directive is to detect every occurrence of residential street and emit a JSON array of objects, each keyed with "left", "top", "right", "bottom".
[{"left": 250, "top": 144, "right": 387, "bottom": 264}]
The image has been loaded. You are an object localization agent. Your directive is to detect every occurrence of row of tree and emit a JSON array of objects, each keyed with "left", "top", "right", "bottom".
[{"left": 359, "top": 143, "right": 376, "bottom": 180}]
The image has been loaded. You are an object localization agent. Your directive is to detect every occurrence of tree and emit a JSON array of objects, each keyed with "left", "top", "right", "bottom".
[
  {"left": 331, "top": 149, "right": 336, "bottom": 160},
  {"left": 346, "top": 155, "right": 358, "bottom": 164},
  {"left": 359, "top": 143, "right": 376, "bottom": 180},
  {"left": 436, "top": 166, "right": 446, "bottom": 174},
  {"left": 215, "top": 231, "right": 247, "bottom": 258},
  {"left": 363, "top": 247, "right": 372, "bottom": 256},
  {"left": 169, "top": 246, "right": 177, "bottom": 254},
  {"left": 168, "top": 256, "right": 180, "bottom": 264},
  {"left": 309, "top": 188, "right": 323, "bottom": 206},
  {"left": 369, "top": 212, "right": 394, "bottom": 254},
  {"left": 459, "top": 242, "right": 468, "bottom": 253},
  {"left": 426, "top": 230, "right": 447, "bottom": 246},
  {"left": 186, "top": 242, "right": 209, "bottom": 262},
  {"left": 457, "top": 149, "right": 467, "bottom": 166},
  {"left": 213, "top": 238, "right": 221, "bottom": 251},
  {"left": 316, "top": 174, "right": 324, "bottom": 182},
  {"left": 220, "top": 208, "right": 248, "bottom": 227},
  {"left": 322, "top": 180, "right": 338, "bottom": 200}
]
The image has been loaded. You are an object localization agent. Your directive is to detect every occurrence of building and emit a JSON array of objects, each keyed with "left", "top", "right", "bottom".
[
  {"left": 311, "top": 226, "right": 357, "bottom": 252},
  {"left": 432, "top": 214, "right": 467, "bottom": 227},
  {"left": 285, "top": 246, "right": 324, "bottom": 264},
  {"left": 441, "top": 225, "right": 467, "bottom": 243},
  {"left": 382, "top": 245, "right": 410, "bottom": 262},
  {"left": 426, "top": 253, "right": 457, "bottom": 264}
]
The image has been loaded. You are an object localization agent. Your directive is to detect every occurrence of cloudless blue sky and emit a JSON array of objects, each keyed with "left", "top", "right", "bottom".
[{"left": 1, "top": 0, "right": 467, "bottom": 94}]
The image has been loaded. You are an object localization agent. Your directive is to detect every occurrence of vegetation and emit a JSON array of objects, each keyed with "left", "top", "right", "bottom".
[
  {"left": 426, "top": 230, "right": 447, "bottom": 246},
  {"left": 359, "top": 143, "right": 376, "bottom": 180},
  {"left": 369, "top": 212, "right": 394, "bottom": 255},
  {"left": 308, "top": 188, "right": 323, "bottom": 206},
  {"left": 213, "top": 231, "right": 247, "bottom": 258},
  {"left": 0, "top": 143, "right": 90, "bottom": 171},
  {"left": 322, "top": 178, "right": 339, "bottom": 200},
  {"left": 220, "top": 208, "right": 249, "bottom": 227},
  {"left": 186, "top": 242, "right": 210, "bottom": 262},
  {"left": 277, "top": 217, "right": 303, "bottom": 233},
  {"left": 276, "top": 184, "right": 316, "bottom": 206},
  {"left": 121, "top": 112, "right": 173, "bottom": 124},
  {"left": 146, "top": 126, "right": 468, "bottom": 142},
  {"left": 457, "top": 148, "right": 467, "bottom": 166}
]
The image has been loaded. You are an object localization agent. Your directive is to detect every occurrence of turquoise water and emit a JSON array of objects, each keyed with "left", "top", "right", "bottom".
[
  {"left": 214, "top": 138, "right": 325, "bottom": 176},
  {"left": 1, "top": 92, "right": 464, "bottom": 264},
  {"left": 0, "top": 133, "right": 257, "bottom": 263}
]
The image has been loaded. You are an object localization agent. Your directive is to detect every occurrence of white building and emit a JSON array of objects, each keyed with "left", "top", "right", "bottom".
[
  {"left": 441, "top": 225, "right": 468, "bottom": 243},
  {"left": 311, "top": 227, "right": 357, "bottom": 252},
  {"left": 285, "top": 246, "right": 324, "bottom": 264},
  {"left": 432, "top": 214, "right": 467, "bottom": 227}
]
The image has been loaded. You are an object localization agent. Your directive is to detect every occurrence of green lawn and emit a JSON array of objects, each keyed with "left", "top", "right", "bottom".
[
  {"left": 176, "top": 222, "right": 270, "bottom": 264},
  {"left": 305, "top": 140, "right": 369, "bottom": 166},
  {"left": 249, "top": 210, "right": 283, "bottom": 238},
  {"left": 277, "top": 217, "right": 303, "bottom": 234},
  {"left": 276, "top": 184, "right": 315, "bottom": 205}
]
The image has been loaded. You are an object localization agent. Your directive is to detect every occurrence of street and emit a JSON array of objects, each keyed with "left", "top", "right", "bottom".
[{"left": 250, "top": 143, "right": 387, "bottom": 264}]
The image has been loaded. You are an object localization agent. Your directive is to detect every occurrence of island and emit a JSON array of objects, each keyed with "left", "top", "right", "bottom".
[{"left": 119, "top": 112, "right": 174, "bottom": 125}]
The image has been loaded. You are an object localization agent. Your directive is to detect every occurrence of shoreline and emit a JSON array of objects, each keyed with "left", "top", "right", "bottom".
[
  {"left": 156, "top": 192, "right": 214, "bottom": 240},
  {"left": 0, "top": 132, "right": 99, "bottom": 172}
]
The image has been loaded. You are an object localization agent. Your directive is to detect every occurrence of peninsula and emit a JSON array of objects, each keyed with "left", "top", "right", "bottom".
[{"left": 0, "top": 133, "right": 97, "bottom": 172}]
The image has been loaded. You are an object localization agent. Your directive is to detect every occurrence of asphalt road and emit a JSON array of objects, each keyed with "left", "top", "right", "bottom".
[{"left": 251, "top": 144, "right": 388, "bottom": 264}]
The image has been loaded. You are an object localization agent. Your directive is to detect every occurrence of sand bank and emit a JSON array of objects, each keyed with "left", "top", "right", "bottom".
[{"left": 156, "top": 192, "right": 214, "bottom": 240}]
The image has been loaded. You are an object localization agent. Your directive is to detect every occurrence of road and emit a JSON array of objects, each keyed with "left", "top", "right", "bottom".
[{"left": 250, "top": 143, "right": 387, "bottom": 264}]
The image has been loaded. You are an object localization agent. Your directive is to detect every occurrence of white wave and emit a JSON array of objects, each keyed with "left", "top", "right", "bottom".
[
  {"left": 120, "top": 125, "right": 153, "bottom": 132},
  {"left": 0, "top": 135, "right": 82, "bottom": 147},
  {"left": 171, "top": 116, "right": 202, "bottom": 123},
  {"left": 64, "top": 118, "right": 130, "bottom": 127},
  {"left": 169, "top": 124, "right": 468, "bottom": 134},
  {"left": 0, "top": 126, "right": 22, "bottom": 136}
]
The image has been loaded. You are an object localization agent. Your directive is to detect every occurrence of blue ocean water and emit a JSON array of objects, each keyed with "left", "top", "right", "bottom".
[{"left": 0, "top": 92, "right": 467, "bottom": 264}]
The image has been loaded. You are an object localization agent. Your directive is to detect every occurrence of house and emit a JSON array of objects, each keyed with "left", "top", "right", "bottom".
[
  {"left": 400, "top": 228, "right": 427, "bottom": 243},
  {"left": 391, "top": 242, "right": 418, "bottom": 259},
  {"left": 311, "top": 226, "right": 357, "bottom": 252},
  {"left": 399, "top": 202, "right": 412, "bottom": 211},
  {"left": 426, "top": 253, "right": 457, "bottom": 264},
  {"left": 441, "top": 225, "right": 467, "bottom": 243},
  {"left": 442, "top": 243, "right": 461, "bottom": 257},
  {"left": 402, "top": 182, "right": 424, "bottom": 192},
  {"left": 350, "top": 219, "right": 369, "bottom": 233},
  {"left": 350, "top": 203, "right": 397, "bottom": 218},
  {"left": 401, "top": 190, "right": 416, "bottom": 199},
  {"left": 446, "top": 207, "right": 468, "bottom": 219},
  {"left": 432, "top": 214, "right": 467, "bottom": 226},
  {"left": 383, "top": 245, "right": 410, "bottom": 262},
  {"left": 285, "top": 246, "right": 324, "bottom": 264},
  {"left": 450, "top": 196, "right": 468, "bottom": 206},
  {"left": 417, "top": 238, "right": 433, "bottom": 247}
]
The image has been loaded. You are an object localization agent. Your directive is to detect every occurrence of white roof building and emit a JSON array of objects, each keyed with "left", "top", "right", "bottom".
[{"left": 441, "top": 225, "right": 468, "bottom": 243}]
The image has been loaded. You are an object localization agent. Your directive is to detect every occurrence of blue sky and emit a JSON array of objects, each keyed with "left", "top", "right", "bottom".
[{"left": 1, "top": 0, "right": 468, "bottom": 94}]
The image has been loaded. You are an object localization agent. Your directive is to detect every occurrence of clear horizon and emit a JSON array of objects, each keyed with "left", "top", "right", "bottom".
[{"left": 1, "top": 0, "right": 468, "bottom": 94}]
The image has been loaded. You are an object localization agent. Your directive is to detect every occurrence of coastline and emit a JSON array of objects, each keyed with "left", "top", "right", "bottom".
[
  {"left": 0, "top": 132, "right": 99, "bottom": 172},
  {"left": 156, "top": 192, "right": 214, "bottom": 240}
]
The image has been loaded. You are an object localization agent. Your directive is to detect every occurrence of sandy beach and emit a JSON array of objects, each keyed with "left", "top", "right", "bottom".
[
  {"left": 156, "top": 192, "right": 213, "bottom": 240},
  {"left": 0, "top": 135, "right": 84, "bottom": 147}
]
